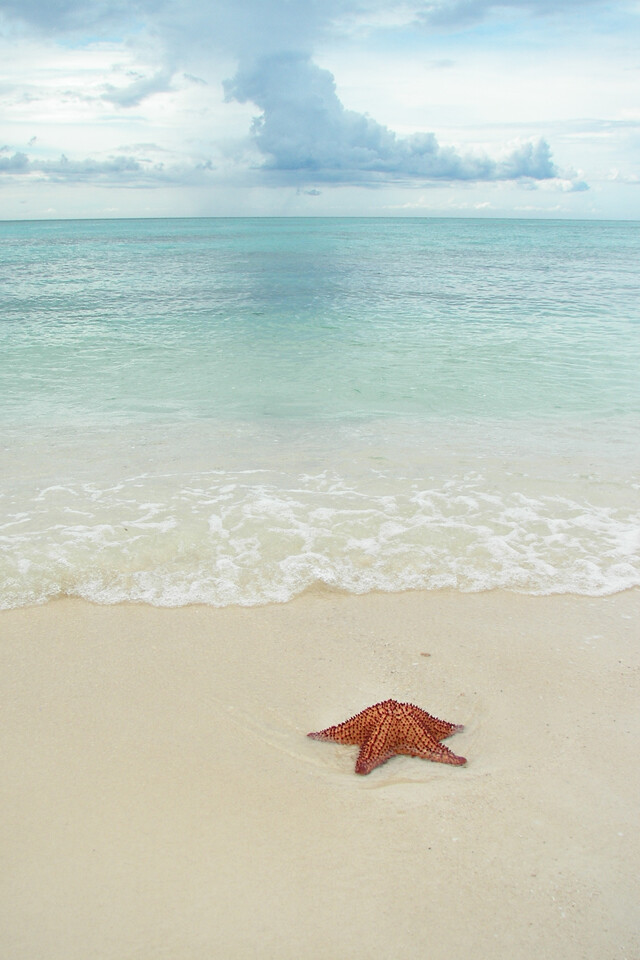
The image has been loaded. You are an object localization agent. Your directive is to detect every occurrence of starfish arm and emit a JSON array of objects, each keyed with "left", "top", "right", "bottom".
[
  {"left": 411, "top": 706, "right": 464, "bottom": 741},
  {"left": 355, "top": 715, "right": 397, "bottom": 775},
  {"left": 307, "top": 711, "right": 373, "bottom": 746},
  {"left": 397, "top": 723, "right": 467, "bottom": 766}
]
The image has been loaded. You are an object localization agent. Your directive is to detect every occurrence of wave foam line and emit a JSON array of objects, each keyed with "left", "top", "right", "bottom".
[{"left": 1, "top": 473, "right": 639, "bottom": 608}]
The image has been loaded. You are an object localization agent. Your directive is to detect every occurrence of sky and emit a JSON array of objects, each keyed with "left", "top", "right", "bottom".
[{"left": 0, "top": 0, "right": 639, "bottom": 219}]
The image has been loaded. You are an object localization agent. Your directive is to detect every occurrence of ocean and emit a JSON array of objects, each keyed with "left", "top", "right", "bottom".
[{"left": 1, "top": 216, "right": 639, "bottom": 608}]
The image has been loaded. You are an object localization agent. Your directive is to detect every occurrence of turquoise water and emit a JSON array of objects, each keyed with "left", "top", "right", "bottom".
[{"left": 1, "top": 217, "right": 639, "bottom": 606}]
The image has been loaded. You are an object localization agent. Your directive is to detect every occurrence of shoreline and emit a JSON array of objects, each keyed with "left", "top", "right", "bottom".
[{"left": 2, "top": 588, "right": 639, "bottom": 959}]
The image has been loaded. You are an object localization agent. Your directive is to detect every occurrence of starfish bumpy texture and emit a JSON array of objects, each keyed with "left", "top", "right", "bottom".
[{"left": 308, "top": 698, "right": 466, "bottom": 775}]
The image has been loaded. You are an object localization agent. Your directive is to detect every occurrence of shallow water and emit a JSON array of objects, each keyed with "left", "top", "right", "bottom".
[{"left": 1, "top": 217, "right": 639, "bottom": 607}]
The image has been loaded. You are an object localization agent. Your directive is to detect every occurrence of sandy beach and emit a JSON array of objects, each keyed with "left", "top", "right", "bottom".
[{"left": 1, "top": 588, "right": 638, "bottom": 960}]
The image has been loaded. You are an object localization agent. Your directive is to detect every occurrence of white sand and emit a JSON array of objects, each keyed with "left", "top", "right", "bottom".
[{"left": 1, "top": 589, "right": 638, "bottom": 960}]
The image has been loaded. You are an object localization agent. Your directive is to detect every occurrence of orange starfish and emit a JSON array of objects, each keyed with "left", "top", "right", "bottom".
[{"left": 308, "top": 698, "right": 466, "bottom": 775}]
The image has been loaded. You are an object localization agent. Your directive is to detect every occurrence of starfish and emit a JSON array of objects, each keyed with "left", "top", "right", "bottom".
[{"left": 308, "top": 698, "right": 466, "bottom": 775}]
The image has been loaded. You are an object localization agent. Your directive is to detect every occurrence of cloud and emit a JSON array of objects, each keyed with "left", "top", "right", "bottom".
[
  {"left": 0, "top": 149, "right": 215, "bottom": 185},
  {"left": 1, "top": 0, "right": 613, "bottom": 198},
  {"left": 0, "top": 151, "right": 30, "bottom": 172},
  {"left": 0, "top": 0, "right": 145, "bottom": 33},
  {"left": 0, "top": 0, "right": 628, "bottom": 52},
  {"left": 225, "top": 53, "right": 562, "bottom": 185},
  {"left": 0, "top": 151, "right": 144, "bottom": 182},
  {"left": 102, "top": 69, "right": 174, "bottom": 107},
  {"left": 415, "top": 0, "right": 620, "bottom": 28},
  {"left": 0, "top": 0, "right": 355, "bottom": 56},
  {"left": 607, "top": 169, "right": 640, "bottom": 186}
]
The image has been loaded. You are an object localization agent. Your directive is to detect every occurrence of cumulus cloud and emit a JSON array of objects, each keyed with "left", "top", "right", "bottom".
[
  {"left": 0, "top": 150, "right": 30, "bottom": 172},
  {"left": 225, "top": 53, "right": 561, "bottom": 185}
]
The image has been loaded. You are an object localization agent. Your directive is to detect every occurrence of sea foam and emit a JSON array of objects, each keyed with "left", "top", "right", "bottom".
[{"left": 2, "top": 466, "right": 638, "bottom": 609}]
